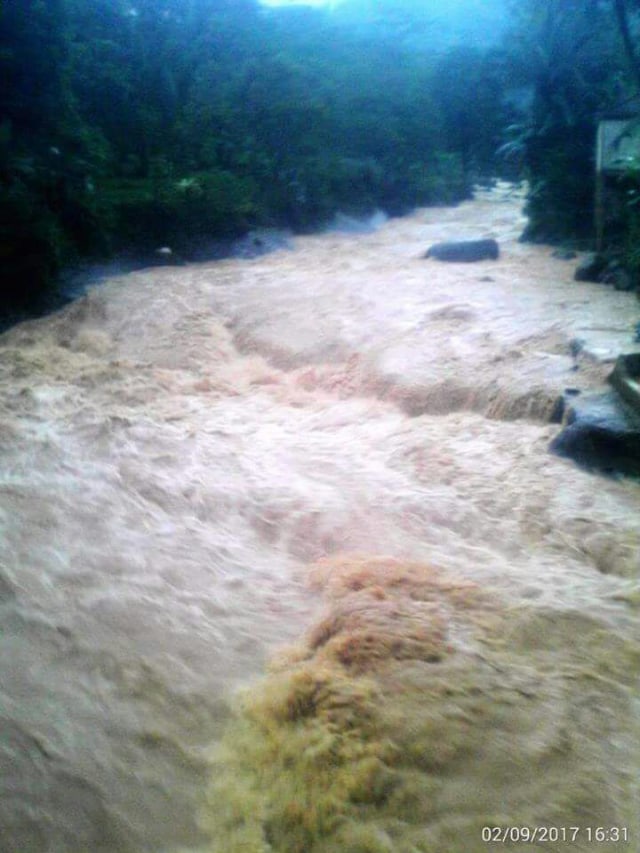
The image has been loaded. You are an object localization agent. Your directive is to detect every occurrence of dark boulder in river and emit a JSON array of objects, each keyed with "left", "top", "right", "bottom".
[
  {"left": 550, "top": 362, "right": 640, "bottom": 478},
  {"left": 424, "top": 238, "right": 499, "bottom": 262}
]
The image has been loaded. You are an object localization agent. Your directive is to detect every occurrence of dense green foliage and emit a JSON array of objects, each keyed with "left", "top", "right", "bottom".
[
  {"left": 504, "top": 1, "right": 619, "bottom": 243},
  {"left": 0, "top": 0, "right": 513, "bottom": 309},
  {"left": 503, "top": 0, "right": 640, "bottom": 247},
  {"left": 2, "top": 0, "right": 640, "bottom": 311}
]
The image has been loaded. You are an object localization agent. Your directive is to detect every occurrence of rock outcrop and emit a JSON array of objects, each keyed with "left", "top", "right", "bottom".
[
  {"left": 424, "top": 238, "right": 499, "bottom": 262},
  {"left": 550, "top": 356, "right": 640, "bottom": 477}
]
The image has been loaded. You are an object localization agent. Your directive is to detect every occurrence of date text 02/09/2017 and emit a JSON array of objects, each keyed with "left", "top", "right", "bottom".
[{"left": 481, "top": 826, "right": 629, "bottom": 844}]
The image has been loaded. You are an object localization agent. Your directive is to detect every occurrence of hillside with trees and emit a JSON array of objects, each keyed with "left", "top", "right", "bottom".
[{"left": 1, "top": 0, "right": 640, "bottom": 316}]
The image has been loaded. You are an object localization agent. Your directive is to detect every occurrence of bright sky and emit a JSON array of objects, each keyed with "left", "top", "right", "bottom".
[{"left": 260, "top": 0, "right": 338, "bottom": 7}]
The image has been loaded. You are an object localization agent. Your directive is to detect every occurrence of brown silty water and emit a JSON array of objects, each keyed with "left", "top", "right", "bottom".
[{"left": 0, "top": 184, "right": 638, "bottom": 852}]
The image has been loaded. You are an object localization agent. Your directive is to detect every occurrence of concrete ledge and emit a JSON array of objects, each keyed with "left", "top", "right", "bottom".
[{"left": 609, "top": 353, "right": 640, "bottom": 412}]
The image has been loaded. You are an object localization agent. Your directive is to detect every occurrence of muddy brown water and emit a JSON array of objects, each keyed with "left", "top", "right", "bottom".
[{"left": 0, "top": 184, "right": 639, "bottom": 852}]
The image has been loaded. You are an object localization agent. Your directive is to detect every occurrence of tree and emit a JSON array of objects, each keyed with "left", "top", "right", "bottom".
[{"left": 504, "top": 0, "right": 621, "bottom": 241}]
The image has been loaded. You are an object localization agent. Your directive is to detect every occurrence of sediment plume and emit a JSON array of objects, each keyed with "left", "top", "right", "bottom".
[{"left": 201, "top": 556, "right": 638, "bottom": 853}]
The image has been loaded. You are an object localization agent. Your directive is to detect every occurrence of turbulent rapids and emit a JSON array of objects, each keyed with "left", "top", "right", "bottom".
[{"left": 0, "top": 185, "right": 639, "bottom": 852}]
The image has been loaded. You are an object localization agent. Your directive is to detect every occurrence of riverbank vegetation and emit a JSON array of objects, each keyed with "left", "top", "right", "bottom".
[{"left": 2, "top": 0, "right": 640, "bottom": 312}]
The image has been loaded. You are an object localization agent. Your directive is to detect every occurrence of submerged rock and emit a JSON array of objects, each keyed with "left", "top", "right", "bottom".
[
  {"left": 231, "top": 228, "right": 293, "bottom": 260},
  {"left": 424, "top": 238, "right": 499, "bottom": 262},
  {"left": 600, "top": 264, "right": 636, "bottom": 292},
  {"left": 573, "top": 252, "right": 607, "bottom": 283},
  {"left": 551, "top": 248, "right": 577, "bottom": 260},
  {"left": 574, "top": 255, "right": 639, "bottom": 292}
]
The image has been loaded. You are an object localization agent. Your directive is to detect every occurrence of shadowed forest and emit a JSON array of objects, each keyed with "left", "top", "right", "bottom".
[{"left": 3, "top": 0, "right": 640, "bottom": 315}]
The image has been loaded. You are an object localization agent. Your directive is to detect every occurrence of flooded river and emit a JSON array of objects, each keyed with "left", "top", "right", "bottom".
[{"left": 1, "top": 185, "right": 639, "bottom": 852}]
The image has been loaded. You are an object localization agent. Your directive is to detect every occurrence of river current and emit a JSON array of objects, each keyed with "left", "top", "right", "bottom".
[{"left": 1, "top": 185, "right": 639, "bottom": 852}]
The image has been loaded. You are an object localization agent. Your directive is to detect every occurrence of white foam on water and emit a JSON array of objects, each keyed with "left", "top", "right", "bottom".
[{"left": 0, "top": 187, "right": 638, "bottom": 851}]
